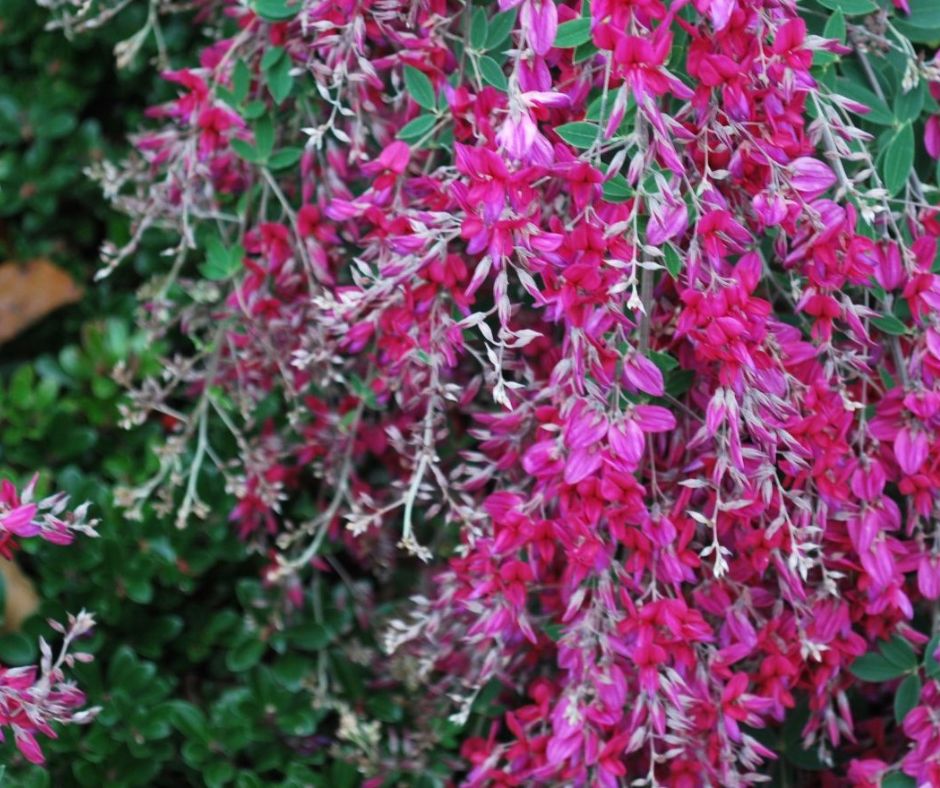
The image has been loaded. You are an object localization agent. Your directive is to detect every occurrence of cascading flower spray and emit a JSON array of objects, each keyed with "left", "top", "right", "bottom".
[{"left": 57, "top": 0, "right": 940, "bottom": 782}]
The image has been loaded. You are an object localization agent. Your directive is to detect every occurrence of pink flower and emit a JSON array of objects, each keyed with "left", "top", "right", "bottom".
[{"left": 790, "top": 157, "right": 838, "bottom": 198}]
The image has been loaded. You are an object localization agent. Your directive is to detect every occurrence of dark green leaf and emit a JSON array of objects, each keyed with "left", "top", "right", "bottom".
[
  {"left": 253, "top": 115, "right": 275, "bottom": 159},
  {"left": 602, "top": 174, "right": 632, "bottom": 203},
  {"left": 924, "top": 634, "right": 940, "bottom": 679},
  {"left": 894, "top": 673, "right": 922, "bottom": 723},
  {"left": 648, "top": 351, "right": 680, "bottom": 373},
  {"left": 0, "top": 633, "right": 36, "bottom": 665},
  {"left": 554, "top": 18, "right": 592, "bottom": 48},
  {"left": 882, "top": 773, "right": 917, "bottom": 788},
  {"left": 168, "top": 701, "right": 210, "bottom": 743},
  {"left": 850, "top": 652, "right": 909, "bottom": 682},
  {"left": 404, "top": 66, "right": 436, "bottom": 111},
  {"left": 226, "top": 636, "right": 266, "bottom": 672},
  {"left": 664, "top": 245, "right": 683, "bottom": 278},
  {"left": 266, "top": 56, "right": 293, "bottom": 104},
  {"left": 872, "top": 313, "right": 908, "bottom": 336},
  {"left": 834, "top": 79, "right": 894, "bottom": 125},
  {"left": 880, "top": 635, "right": 918, "bottom": 670},
  {"left": 880, "top": 123, "right": 913, "bottom": 196},
  {"left": 290, "top": 622, "right": 334, "bottom": 650},
  {"left": 573, "top": 40, "right": 600, "bottom": 63},
  {"left": 555, "top": 121, "right": 600, "bottom": 148}
]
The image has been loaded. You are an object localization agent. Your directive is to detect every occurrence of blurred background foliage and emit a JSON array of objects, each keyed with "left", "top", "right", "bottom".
[{"left": 0, "top": 1, "right": 364, "bottom": 784}]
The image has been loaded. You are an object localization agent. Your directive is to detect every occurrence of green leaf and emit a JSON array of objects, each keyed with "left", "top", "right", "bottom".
[
  {"left": 232, "top": 60, "right": 252, "bottom": 103},
  {"left": 882, "top": 773, "right": 917, "bottom": 788},
  {"left": 850, "top": 652, "right": 909, "bottom": 682},
  {"left": 479, "top": 56, "right": 508, "bottom": 92},
  {"left": 226, "top": 636, "right": 266, "bottom": 672},
  {"left": 823, "top": 9, "right": 847, "bottom": 44},
  {"left": 894, "top": 80, "right": 925, "bottom": 124},
  {"left": 880, "top": 635, "right": 918, "bottom": 670},
  {"left": 168, "top": 700, "right": 210, "bottom": 743},
  {"left": 266, "top": 56, "right": 293, "bottom": 104},
  {"left": 241, "top": 100, "right": 267, "bottom": 120},
  {"left": 924, "top": 634, "right": 940, "bottom": 679},
  {"left": 470, "top": 8, "right": 489, "bottom": 50},
  {"left": 396, "top": 114, "right": 436, "bottom": 142},
  {"left": 0, "top": 633, "right": 36, "bottom": 666},
  {"left": 648, "top": 351, "right": 680, "bottom": 373},
  {"left": 602, "top": 174, "right": 632, "bottom": 203},
  {"left": 231, "top": 139, "right": 263, "bottom": 164},
  {"left": 871, "top": 313, "right": 908, "bottom": 336},
  {"left": 260, "top": 47, "right": 285, "bottom": 72},
  {"left": 816, "top": 0, "right": 876, "bottom": 13},
  {"left": 881, "top": 123, "right": 913, "bottom": 196},
  {"left": 834, "top": 79, "right": 894, "bottom": 126},
  {"left": 404, "top": 66, "right": 436, "bottom": 111},
  {"left": 573, "top": 40, "right": 600, "bottom": 63},
  {"left": 893, "top": 0, "right": 940, "bottom": 44},
  {"left": 268, "top": 147, "right": 303, "bottom": 170},
  {"left": 253, "top": 115, "right": 275, "bottom": 159},
  {"left": 290, "top": 622, "right": 334, "bottom": 650},
  {"left": 894, "top": 673, "right": 922, "bottom": 723},
  {"left": 200, "top": 236, "right": 244, "bottom": 281},
  {"left": 554, "top": 18, "right": 592, "bottom": 48},
  {"left": 555, "top": 121, "right": 600, "bottom": 148},
  {"left": 486, "top": 9, "right": 517, "bottom": 49},
  {"left": 253, "top": 0, "right": 298, "bottom": 21},
  {"left": 664, "top": 245, "right": 683, "bottom": 278}
]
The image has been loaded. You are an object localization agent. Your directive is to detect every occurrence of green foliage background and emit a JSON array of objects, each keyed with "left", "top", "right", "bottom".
[{"left": 0, "top": 2, "right": 362, "bottom": 784}]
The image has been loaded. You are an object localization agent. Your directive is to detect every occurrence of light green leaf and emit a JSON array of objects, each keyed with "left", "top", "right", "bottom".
[
  {"left": 824, "top": 9, "right": 847, "bottom": 43},
  {"left": 470, "top": 8, "right": 489, "bottom": 50},
  {"left": 555, "top": 121, "right": 600, "bottom": 148},
  {"left": 554, "top": 18, "right": 592, "bottom": 49},
  {"left": 894, "top": 0, "right": 940, "bottom": 44},
  {"left": 817, "top": 0, "right": 876, "bottom": 13},
  {"left": 479, "top": 56, "right": 508, "bottom": 92},
  {"left": 268, "top": 147, "right": 303, "bottom": 170},
  {"left": 486, "top": 9, "right": 517, "bottom": 49},
  {"left": 253, "top": 0, "right": 298, "bottom": 21},
  {"left": 404, "top": 66, "right": 436, "bottom": 111},
  {"left": 396, "top": 114, "right": 436, "bottom": 142}
]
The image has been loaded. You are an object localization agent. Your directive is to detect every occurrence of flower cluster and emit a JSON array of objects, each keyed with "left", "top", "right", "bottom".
[
  {"left": 85, "top": 0, "right": 940, "bottom": 782},
  {"left": 0, "top": 478, "right": 99, "bottom": 764}
]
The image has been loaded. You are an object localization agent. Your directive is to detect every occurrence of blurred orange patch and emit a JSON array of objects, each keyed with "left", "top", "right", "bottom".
[{"left": 0, "top": 258, "right": 82, "bottom": 343}]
